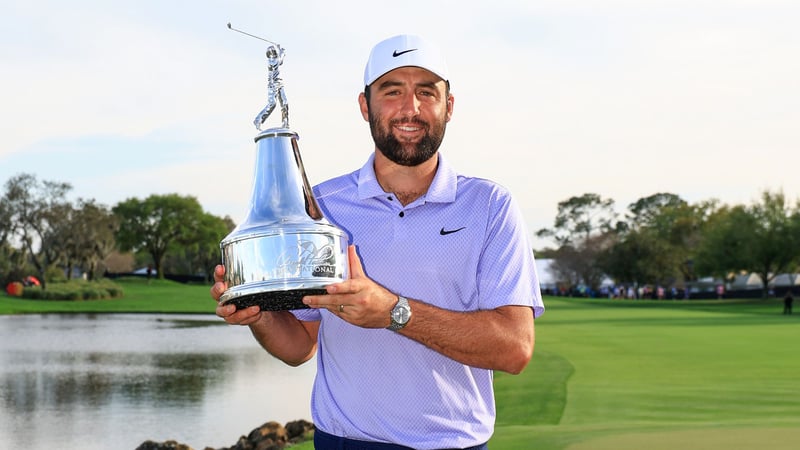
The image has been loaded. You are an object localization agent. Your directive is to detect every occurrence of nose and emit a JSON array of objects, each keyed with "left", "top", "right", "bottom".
[{"left": 399, "top": 92, "right": 421, "bottom": 117}]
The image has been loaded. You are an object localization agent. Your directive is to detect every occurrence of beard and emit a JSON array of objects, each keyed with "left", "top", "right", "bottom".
[{"left": 368, "top": 109, "right": 447, "bottom": 167}]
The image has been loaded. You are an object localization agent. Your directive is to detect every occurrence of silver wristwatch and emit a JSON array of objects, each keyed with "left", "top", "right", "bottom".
[{"left": 387, "top": 295, "right": 412, "bottom": 331}]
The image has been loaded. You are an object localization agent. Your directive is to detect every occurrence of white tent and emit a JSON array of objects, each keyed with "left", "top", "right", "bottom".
[
  {"left": 729, "top": 272, "right": 799, "bottom": 288},
  {"left": 730, "top": 273, "right": 762, "bottom": 289},
  {"left": 534, "top": 258, "right": 614, "bottom": 291},
  {"left": 535, "top": 259, "right": 557, "bottom": 291},
  {"left": 770, "top": 273, "right": 800, "bottom": 287}
]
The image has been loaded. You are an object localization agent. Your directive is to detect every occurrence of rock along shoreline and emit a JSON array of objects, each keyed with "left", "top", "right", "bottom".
[{"left": 136, "top": 419, "right": 315, "bottom": 450}]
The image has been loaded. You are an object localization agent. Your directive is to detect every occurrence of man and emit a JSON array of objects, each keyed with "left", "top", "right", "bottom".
[
  {"left": 212, "top": 34, "right": 545, "bottom": 449},
  {"left": 253, "top": 44, "right": 289, "bottom": 130}
]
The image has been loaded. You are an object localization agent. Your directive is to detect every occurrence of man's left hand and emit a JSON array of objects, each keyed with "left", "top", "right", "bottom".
[{"left": 302, "top": 245, "right": 397, "bottom": 328}]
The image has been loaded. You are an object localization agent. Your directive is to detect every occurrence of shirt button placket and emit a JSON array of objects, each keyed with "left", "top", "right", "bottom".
[{"left": 386, "top": 195, "right": 406, "bottom": 218}]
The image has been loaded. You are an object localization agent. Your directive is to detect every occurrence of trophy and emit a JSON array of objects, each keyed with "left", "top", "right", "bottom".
[{"left": 219, "top": 24, "right": 349, "bottom": 311}]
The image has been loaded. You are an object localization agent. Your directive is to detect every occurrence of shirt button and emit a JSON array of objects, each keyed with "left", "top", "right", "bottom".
[
  {"left": 387, "top": 196, "right": 393, "bottom": 201},
  {"left": 399, "top": 211, "right": 405, "bottom": 218}
]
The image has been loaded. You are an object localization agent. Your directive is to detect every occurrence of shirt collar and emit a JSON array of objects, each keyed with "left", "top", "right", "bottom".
[{"left": 357, "top": 152, "right": 458, "bottom": 204}]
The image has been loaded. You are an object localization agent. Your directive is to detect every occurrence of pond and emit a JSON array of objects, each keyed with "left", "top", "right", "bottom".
[{"left": 0, "top": 314, "right": 316, "bottom": 449}]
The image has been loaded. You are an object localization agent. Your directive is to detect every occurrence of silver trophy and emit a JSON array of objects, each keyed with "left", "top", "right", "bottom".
[{"left": 220, "top": 24, "right": 349, "bottom": 310}]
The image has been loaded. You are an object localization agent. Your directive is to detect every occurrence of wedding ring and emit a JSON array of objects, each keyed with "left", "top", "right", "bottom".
[{"left": 338, "top": 304, "right": 344, "bottom": 313}]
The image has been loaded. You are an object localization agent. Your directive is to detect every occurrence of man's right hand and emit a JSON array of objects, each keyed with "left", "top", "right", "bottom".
[{"left": 211, "top": 264, "right": 263, "bottom": 326}]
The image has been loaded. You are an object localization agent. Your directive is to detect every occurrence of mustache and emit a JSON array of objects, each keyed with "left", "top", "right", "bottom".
[{"left": 389, "top": 116, "right": 429, "bottom": 129}]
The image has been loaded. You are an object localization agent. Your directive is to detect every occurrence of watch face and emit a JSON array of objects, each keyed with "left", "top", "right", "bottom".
[{"left": 392, "top": 306, "right": 410, "bottom": 324}]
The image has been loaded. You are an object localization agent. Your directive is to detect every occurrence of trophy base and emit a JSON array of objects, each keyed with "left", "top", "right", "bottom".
[{"left": 221, "top": 288, "right": 327, "bottom": 311}]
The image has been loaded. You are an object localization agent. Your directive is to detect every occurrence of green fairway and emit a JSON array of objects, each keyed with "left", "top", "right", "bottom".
[
  {"left": 492, "top": 296, "right": 800, "bottom": 449},
  {"left": 0, "top": 278, "right": 216, "bottom": 315}
]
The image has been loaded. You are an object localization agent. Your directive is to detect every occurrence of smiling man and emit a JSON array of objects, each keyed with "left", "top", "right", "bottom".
[{"left": 212, "top": 34, "right": 545, "bottom": 450}]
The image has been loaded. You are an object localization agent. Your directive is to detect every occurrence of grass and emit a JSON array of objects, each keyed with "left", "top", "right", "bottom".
[
  {"left": 492, "top": 296, "right": 800, "bottom": 449},
  {"left": 0, "top": 277, "right": 216, "bottom": 314},
  {"left": 3, "top": 283, "right": 798, "bottom": 449}
]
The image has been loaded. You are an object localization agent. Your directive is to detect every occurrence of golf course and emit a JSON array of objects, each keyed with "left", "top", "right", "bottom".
[{"left": 3, "top": 279, "right": 798, "bottom": 449}]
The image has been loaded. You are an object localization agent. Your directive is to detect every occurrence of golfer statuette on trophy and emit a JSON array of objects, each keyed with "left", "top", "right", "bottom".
[{"left": 219, "top": 23, "right": 349, "bottom": 311}]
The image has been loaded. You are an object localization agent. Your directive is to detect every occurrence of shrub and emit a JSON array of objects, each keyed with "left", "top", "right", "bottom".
[
  {"left": 20, "top": 279, "right": 124, "bottom": 301},
  {"left": 24, "top": 287, "right": 44, "bottom": 299},
  {"left": 106, "top": 285, "right": 124, "bottom": 298},
  {"left": 46, "top": 266, "right": 67, "bottom": 283},
  {"left": 81, "top": 287, "right": 106, "bottom": 300},
  {"left": 64, "top": 290, "right": 81, "bottom": 301}
]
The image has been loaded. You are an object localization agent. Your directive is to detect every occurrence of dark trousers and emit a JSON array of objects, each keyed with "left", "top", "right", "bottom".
[{"left": 314, "top": 428, "right": 489, "bottom": 450}]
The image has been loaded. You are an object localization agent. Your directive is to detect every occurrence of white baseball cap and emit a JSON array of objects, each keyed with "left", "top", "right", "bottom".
[{"left": 363, "top": 34, "right": 450, "bottom": 87}]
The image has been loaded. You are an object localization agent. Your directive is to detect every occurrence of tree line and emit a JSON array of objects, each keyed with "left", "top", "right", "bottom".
[
  {"left": 4, "top": 173, "right": 799, "bottom": 297},
  {"left": 0, "top": 173, "right": 234, "bottom": 289},
  {"left": 536, "top": 192, "right": 800, "bottom": 298}
]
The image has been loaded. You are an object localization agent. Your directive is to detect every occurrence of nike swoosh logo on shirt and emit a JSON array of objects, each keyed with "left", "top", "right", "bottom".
[
  {"left": 393, "top": 49, "right": 418, "bottom": 57},
  {"left": 440, "top": 227, "right": 466, "bottom": 236}
]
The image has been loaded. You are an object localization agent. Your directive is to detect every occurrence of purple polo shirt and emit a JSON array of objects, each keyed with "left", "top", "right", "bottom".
[{"left": 293, "top": 153, "right": 544, "bottom": 448}]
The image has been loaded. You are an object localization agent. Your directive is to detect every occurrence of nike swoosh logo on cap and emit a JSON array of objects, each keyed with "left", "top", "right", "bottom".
[{"left": 393, "top": 49, "right": 418, "bottom": 57}]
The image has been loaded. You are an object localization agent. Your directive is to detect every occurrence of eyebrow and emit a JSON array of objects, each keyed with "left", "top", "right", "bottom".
[
  {"left": 375, "top": 79, "right": 440, "bottom": 91},
  {"left": 376, "top": 80, "right": 403, "bottom": 91}
]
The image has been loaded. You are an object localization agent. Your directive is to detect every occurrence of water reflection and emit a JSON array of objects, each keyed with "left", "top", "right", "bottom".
[
  {"left": 0, "top": 314, "right": 315, "bottom": 449},
  {"left": 4, "top": 352, "right": 225, "bottom": 411}
]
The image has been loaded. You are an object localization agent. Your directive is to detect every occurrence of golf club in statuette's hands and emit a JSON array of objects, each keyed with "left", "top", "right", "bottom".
[{"left": 219, "top": 23, "right": 349, "bottom": 311}]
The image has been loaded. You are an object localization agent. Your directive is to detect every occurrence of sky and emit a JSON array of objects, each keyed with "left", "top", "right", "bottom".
[{"left": 2, "top": 0, "right": 799, "bottom": 249}]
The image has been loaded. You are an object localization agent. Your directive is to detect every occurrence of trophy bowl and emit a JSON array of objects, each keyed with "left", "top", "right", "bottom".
[{"left": 219, "top": 128, "right": 349, "bottom": 311}]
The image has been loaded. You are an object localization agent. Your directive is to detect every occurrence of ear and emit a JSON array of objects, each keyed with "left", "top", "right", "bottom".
[
  {"left": 358, "top": 92, "right": 370, "bottom": 121},
  {"left": 445, "top": 93, "right": 455, "bottom": 122}
]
